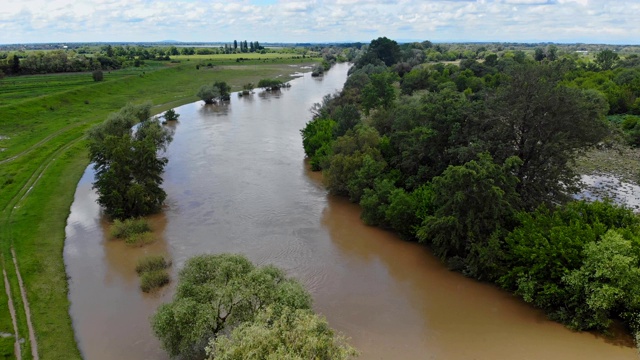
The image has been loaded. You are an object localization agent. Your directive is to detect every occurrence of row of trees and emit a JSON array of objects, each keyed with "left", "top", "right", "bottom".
[{"left": 302, "top": 37, "right": 640, "bottom": 338}]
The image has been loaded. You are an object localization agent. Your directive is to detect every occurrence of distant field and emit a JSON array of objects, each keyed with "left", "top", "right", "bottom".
[
  {"left": 172, "top": 52, "right": 316, "bottom": 61},
  {"left": 0, "top": 62, "right": 167, "bottom": 107}
]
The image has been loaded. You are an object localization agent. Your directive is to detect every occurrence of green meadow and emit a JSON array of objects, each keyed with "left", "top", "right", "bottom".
[{"left": 0, "top": 56, "right": 318, "bottom": 359}]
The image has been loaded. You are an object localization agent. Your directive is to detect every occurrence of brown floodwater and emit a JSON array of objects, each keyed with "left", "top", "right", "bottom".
[{"left": 64, "top": 63, "right": 637, "bottom": 360}]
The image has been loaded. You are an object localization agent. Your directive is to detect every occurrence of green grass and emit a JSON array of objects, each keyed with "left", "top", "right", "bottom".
[
  {"left": 0, "top": 58, "right": 318, "bottom": 359},
  {"left": 0, "top": 63, "right": 167, "bottom": 108}
]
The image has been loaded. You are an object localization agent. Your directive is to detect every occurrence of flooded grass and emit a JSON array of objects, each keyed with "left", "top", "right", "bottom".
[
  {"left": 139, "top": 270, "right": 170, "bottom": 293},
  {"left": 110, "top": 218, "right": 151, "bottom": 239},
  {"left": 124, "top": 232, "right": 155, "bottom": 247},
  {"left": 574, "top": 145, "right": 640, "bottom": 184},
  {"left": 574, "top": 145, "right": 640, "bottom": 210},
  {"left": 135, "top": 255, "right": 171, "bottom": 275}
]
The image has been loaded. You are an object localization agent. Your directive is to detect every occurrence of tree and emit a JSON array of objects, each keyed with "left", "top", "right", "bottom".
[
  {"left": 197, "top": 85, "right": 221, "bottom": 104},
  {"left": 205, "top": 306, "right": 358, "bottom": 360},
  {"left": 233, "top": 40, "right": 238, "bottom": 51},
  {"left": 151, "top": 254, "right": 312, "bottom": 359},
  {"left": 164, "top": 109, "right": 179, "bottom": 121},
  {"left": 357, "top": 37, "right": 401, "bottom": 67},
  {"left": 416, "top": 153, "right": 521, "bottom": 277},
  {"left": 595, "top": 49, "right": 620, "bottom": 71},
  {"left": 92, "top": 70, "right": 103, "bottom": 82},
  {"left": 87, "top": 102, "right": 172, "bottom": 219},
  {"left": 361, "top": 72, "right": 397, "bottom": 114},
  {"left": 10, "top": 54, "right": 20, "bottom": 75},
  {"left": 563, "top": 230, "right": 640, "bottom": 331},
  {"left": 214, "top": 81, "right": 231, "bottom": 101},
  {"left": 484, "top": 63, "right": 609, "bottom": 209}
]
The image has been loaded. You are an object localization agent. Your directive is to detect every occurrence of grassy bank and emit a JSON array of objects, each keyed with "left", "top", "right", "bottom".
[{"left": 0, "top": 58, "right": 317, "bottom": 359}]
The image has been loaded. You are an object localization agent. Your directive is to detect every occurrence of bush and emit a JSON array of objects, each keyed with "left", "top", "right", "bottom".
[
  {"left": 92, "top": 70, "right": 103, "bottom": 82},
  {"left": 136, "top": 255, "right": 171, "bottom": 274},
  {"left": 110, "top": 218, "right": 150, "bottom": 239},
  {"left": 140, "top": 270, "right": 170, "bottom": 292},
  {"left": 164, "top": 109, "right": 179, "bottom": 121},
  {"left": 124, "top": 231, "right": 155, "bottom": 247}
]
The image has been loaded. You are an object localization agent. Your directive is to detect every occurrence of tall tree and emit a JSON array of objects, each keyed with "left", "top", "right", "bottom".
[
  {"left": 87, "top": 103, "right": 172, "bottom": 219},
  {"left": 595, "top": 49, "right": 620, "bottom": 71},
  {"left": 484, "top": 63, "right": 609, "bottom": 209}
]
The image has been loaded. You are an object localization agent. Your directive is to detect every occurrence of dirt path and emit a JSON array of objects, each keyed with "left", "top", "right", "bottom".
[
  {"left": 2, "top": 265, "right": 21, "bottom": 360},
  {"left": 11, "top": 249, "right": 38, "bottom": 360}
]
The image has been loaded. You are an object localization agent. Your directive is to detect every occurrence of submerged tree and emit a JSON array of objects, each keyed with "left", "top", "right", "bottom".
[{"left": 87, "top": 102, "right": 172, "bottom": 219}]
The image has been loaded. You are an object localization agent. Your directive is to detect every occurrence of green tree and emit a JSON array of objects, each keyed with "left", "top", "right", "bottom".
[
  {"left": 214, "top": 81, "right": 231, "bottom": 101},
  {"left": 357, "top": 37, "right": 401, "bottom": 67},
  {"left": 10, "top": 54, "right": 20, "bottom": 74},
  {"left": 92, "top": 70, "right": 103, "bottom": 82},
  {"left": 87, "top": 103, "right": 172, "bottom": 219},
  {"left": 484, "top": 63, "right": 609, "bottom": 209},
  {"left": 595, "top": 49, "right": 620, "bottom": 71},
  {"left": 563, "top": 230, "right": 640, "bottom": 331},
  {"left": 197, "top": 85, "right": 221, "bottom": 104},
  {"left": 361, "top": 72, "right": 397, "bottom": 114},
  {"left": 205, "top": 306, "right": 358, "bottom": 360},
  {"left": 164, "top": 109, "right": 179, "bottom": 121},
  {"left": 151, "top": 254, "right": 312, "bottom": 359},
  {"left": 416, "top": 153, "right": 521, "bottom": 276}
]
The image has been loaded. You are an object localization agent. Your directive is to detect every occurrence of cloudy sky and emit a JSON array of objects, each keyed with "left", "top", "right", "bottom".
[{"left": 1, "top": 0, "right": 638, "bottom": 45}]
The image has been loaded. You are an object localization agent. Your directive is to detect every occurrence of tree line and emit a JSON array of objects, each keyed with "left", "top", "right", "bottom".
[{"left": 302, "top": 37, "right": 640, "bottom": 340}]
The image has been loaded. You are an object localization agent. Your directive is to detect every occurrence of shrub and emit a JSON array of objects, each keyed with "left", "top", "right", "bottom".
[
  {"left": 110, "top": 218, "right": 150, "bottom": 239},
  {"left": 124, "top": 231, "right": 155, "bottom": 247},
  {"left": 136, "top": 255, "right": 171, "bottom": 274},
  {"left": 92, "top": 70, "right": 103, "bottom": 82},
  {"left": 164, "top": 109, "right": 179, "bottom": 121},
  {"left": 140, "top": 270, "right": 170, "bottom": 292}
]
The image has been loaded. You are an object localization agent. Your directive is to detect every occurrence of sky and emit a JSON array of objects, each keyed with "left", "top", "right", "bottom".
[{"left": 1, "top": 0, "right": 639, "bottom": 45}]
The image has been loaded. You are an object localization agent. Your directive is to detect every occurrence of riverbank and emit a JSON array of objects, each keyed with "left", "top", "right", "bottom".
[{"left": 0, "top": 57, "right": 318, "bottom": 359}]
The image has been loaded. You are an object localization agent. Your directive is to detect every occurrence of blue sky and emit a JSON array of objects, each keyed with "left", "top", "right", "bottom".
[{"left": 1, "top": 0, "right": 639, "bottom": 45}]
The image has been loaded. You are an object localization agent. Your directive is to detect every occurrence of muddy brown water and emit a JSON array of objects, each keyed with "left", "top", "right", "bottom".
[{"left": 64, "top": 63, "right": 637, "bottom": 359}]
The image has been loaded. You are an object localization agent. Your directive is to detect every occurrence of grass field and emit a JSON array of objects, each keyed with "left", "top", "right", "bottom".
[{"left": 0, "top": 57, "right": 318, "bottom": 359}]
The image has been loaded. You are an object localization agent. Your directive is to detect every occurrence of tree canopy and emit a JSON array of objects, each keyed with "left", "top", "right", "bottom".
[{"left": 151, "top": 254, "right": 314, "bottom": 359}]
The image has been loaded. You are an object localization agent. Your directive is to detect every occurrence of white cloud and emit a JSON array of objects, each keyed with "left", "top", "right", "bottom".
[{"left": 0, "top": 0, "right": 638, "bottom": 44}]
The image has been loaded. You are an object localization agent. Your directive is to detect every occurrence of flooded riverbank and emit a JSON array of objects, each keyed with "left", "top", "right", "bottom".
[{"left": 64, "top": 63, "right": 637, "bottom": 359}]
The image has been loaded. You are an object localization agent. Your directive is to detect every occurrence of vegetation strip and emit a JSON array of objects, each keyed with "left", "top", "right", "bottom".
[{"left": 2, "top": 266, "right": 21, "bottom": 360}]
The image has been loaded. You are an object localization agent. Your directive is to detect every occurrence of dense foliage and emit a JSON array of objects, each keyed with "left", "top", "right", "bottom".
[
  {"left": 301, "top": 37, "right": 640, "bottom": 339},
  {"left": 205, "top": 306, "right": 358, "bottom": 360},
  {"left": 152, "top": 254, "right": 354, "bottom": 359},
  {"left": 87, "top": 102, "right": 173, "bottom": 219}
]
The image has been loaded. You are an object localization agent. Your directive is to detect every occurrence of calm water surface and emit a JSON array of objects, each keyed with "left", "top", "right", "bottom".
[{"left": 64, "top": 63, "right": 636, "bottom": 359}]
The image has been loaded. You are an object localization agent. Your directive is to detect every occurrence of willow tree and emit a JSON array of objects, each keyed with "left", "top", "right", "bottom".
[{"left": 87, "top": 102, "right": 172, "bottom": 219}]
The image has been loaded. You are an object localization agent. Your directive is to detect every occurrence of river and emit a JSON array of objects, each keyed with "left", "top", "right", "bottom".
[{"left": 64, "top": 62, "right": 636, "bottom": 359}]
